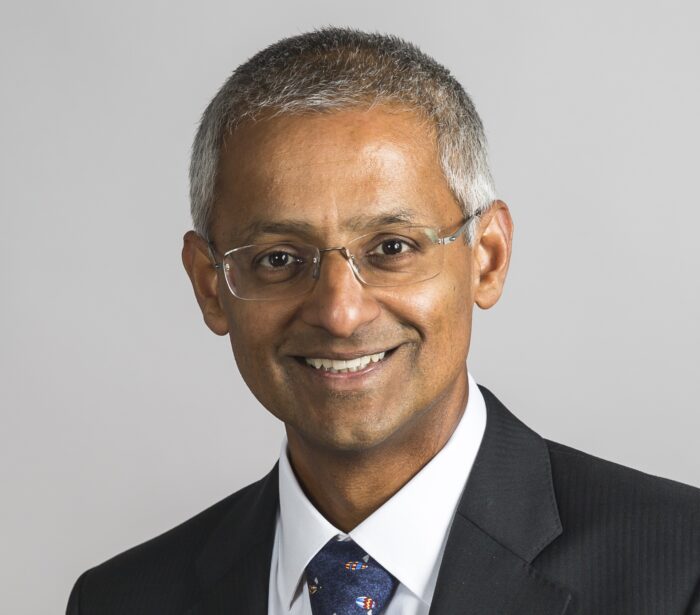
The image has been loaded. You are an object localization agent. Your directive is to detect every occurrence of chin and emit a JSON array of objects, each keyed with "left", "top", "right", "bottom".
[{"left": 303, "top": 414, "right": 407, "bottom": 454}]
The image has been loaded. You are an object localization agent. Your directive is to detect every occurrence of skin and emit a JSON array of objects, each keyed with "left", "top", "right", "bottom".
[{"left": 182, "top": 106, "right": 513, "bottom": 532}]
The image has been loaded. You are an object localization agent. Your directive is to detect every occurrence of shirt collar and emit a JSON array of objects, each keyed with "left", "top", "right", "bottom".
[
  {"left": 276, "top": 435, "right": 340, "bottom": 608},
  {"left": 276, "top": 371, "right": 487, "bottom": 608}
]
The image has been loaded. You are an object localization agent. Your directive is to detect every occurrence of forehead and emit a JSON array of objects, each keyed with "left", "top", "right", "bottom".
[{"left": 213, "top": 106, "right": 460, "bottom": 244}]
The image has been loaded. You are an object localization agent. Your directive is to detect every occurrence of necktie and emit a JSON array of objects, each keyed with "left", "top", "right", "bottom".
[{"left": 305, "top": 535, "right": 398, "bottom": 614}]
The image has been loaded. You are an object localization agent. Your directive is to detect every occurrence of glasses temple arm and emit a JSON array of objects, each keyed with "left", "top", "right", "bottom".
[
  {"left": 438, "top": 212, "right": 478, "bottom": 245},
  {"left": 206, "top": 239, "right": 223, "bottom": 270}
]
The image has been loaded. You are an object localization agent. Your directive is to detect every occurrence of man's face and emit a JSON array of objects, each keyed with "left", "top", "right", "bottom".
[{"left": 191, "top": 107, "right": 503, "bottom": 453}]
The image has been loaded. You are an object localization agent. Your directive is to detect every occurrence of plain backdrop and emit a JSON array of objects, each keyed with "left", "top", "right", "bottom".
[{"left": 1, "top": 0, "right": 699, "bottom": 612}]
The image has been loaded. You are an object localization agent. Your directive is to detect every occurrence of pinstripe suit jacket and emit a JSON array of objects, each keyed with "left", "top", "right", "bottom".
[{"left": 67, "top": 386, "right": 700, "bottom": 614}]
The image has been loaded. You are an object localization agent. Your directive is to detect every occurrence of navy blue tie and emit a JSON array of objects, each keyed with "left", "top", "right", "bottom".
[{"left": 305, "top": 536, "right": 398, "bottom": 614}]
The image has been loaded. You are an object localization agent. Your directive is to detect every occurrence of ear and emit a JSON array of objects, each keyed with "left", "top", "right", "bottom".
[
  {"left": 181, "top": 230, "right": 229, "bottom": 336},
  {"left": 473, "top": 200, "right": 514, "bottom": 309}
]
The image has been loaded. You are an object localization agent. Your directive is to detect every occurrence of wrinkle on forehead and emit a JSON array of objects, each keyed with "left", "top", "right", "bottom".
[
  {"left": 226, "top": 106, "right": 436, "bottom": 175},
  {"left": 270, "top": 138, "right": 417, "bottom": 177},
  {"left": 221, "top": 207, "right": 420, "bottom": 247},
  {"left": 213, "top": 107, "right": 455, "bottom": 246}
]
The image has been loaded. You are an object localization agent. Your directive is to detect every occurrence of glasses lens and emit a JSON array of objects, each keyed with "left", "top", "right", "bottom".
[
  {"left": 223, "top": 242, "right": 317, "bottom": 300},
  {"left": 350, "top": 226, "right": 443, "bottom": 287},
  {"left": 218, "top": 225, "right": 450, "bottom": 300}
]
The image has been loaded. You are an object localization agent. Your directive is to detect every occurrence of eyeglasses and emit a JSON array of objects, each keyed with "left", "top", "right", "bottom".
[{"left": 208, "top": 216, "right": 475, "bottom": 301}]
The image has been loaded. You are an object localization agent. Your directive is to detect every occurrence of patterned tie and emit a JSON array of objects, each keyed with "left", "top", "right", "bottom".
[{"left": 305, "top": 535, "right": 398, "bottom": 615}]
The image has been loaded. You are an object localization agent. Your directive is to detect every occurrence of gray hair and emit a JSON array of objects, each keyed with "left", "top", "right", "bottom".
[{"left": 189, "top": 27, "right": 496, "bottom": 244}]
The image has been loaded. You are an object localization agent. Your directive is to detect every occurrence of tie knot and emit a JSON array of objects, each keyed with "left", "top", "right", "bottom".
[{"left": 305, "top": 536, "right": 398, "bottom": 614}]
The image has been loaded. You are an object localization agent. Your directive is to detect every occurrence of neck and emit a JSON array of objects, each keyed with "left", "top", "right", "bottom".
[{"left": 285, "top": 371, "right": 469, "bottom": 532}]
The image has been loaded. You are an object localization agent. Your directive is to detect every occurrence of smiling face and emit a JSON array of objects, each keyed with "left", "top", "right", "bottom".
[{"left": 183, "top": 106, "right": 511, "bottom": 456}]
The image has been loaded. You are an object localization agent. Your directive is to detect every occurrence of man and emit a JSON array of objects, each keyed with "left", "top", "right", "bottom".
[{"left": 67, "top": 28, "right": 700, "bottom": 614}]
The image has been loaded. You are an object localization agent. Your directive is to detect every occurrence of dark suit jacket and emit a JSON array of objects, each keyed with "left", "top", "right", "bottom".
[{"left": 67, "top": 386, "right": 700, "bottom": 614}]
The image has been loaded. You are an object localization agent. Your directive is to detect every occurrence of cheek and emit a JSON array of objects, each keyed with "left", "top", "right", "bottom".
[
  {"left": 412, "top": 264, "right": 473, "bottom": 362},
  {"left": 414, "top": 263, "right": 472, "bottom": 327},
  {"left": 224, "top": 302, "right": 284, "bottom": 376},
  {"left": 381, "top": 268, "right": 472, "bottom": 355}
]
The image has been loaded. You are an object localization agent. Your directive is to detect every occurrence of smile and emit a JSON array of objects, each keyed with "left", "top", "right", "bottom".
[{"left": 303, "top": 351, "right": 387, "bottom": 373}]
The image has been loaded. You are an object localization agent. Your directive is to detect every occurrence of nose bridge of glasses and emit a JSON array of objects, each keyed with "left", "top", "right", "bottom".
[{"left": 314, "top": 245, "right": 360, "bottom": 281}]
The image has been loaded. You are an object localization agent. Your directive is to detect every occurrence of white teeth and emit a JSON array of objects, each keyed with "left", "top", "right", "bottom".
[{"left": 304, "top": 351, "right": 387, "bottom": 372}]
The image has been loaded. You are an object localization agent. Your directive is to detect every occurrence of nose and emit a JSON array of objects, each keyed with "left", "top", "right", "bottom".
[{"left": 299, "top": 249, "right": 381, "bottom": 338}]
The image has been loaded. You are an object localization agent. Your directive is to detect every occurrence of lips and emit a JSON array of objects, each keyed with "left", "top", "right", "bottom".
[{"left": 304, "top": 352, "right": 387, "bottom": 373}]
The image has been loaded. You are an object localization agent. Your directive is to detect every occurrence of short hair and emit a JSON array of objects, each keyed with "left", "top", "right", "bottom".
[{"left": 189, "top": 27, "right": 496, "bottom": 244}]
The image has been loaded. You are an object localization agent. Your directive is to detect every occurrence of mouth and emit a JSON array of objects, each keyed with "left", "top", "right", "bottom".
[{"left": 293, "top": 347, "right": 397, "bottom": 375}]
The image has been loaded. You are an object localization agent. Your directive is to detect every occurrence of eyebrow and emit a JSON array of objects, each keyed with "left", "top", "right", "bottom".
[{"left": 226, "top": 208, "right": 419, "bottom": 246}]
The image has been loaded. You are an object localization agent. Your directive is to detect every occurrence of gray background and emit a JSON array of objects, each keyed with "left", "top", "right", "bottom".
[{"left": 1, "top": 0, "right": 698, "bottom": 612}]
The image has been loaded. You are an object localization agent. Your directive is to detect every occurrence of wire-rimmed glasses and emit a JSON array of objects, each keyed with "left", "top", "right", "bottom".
[{"left": 208, "top": 216, "right": 474, "bottom": 301}]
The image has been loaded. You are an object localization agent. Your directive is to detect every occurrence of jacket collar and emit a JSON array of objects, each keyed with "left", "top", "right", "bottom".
[
  {"left": 428, "top": 385, "right": 573, "bottom": 614},
  {"left": 186, "top": 465, "right": 279, "bottom": 615},
  {"left": 461, "top": 385, "right": 563, "bottom": 563},
  {"left": 188, "top": 385, "right": 574, "bottom": 614}
]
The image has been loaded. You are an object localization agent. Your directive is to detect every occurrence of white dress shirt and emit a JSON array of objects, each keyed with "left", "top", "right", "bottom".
[{"left": 267, "top": 372, "right": 487, "bottom": 615}]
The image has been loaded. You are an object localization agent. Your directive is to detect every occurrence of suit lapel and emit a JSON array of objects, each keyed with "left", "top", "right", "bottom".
[
  {"left": 186, "top": 464, "right": 279, "bottom": 615},
  {"left": 429, "top": 386, "right": 574, "bottom": 615}
]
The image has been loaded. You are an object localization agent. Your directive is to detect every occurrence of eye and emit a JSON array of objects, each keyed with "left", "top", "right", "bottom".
[
  {"left": 257, "top": 251, "right": 301, "bottom": 268},
  {"left": 368, "top": 238, "right": 413, "bottom": 256},
  {"left": 262, "top": 252, "right": 290, "bottom": 268}
]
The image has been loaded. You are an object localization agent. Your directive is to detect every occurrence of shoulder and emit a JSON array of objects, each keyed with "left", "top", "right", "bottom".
[
  {"left": 93, "top": 473, "right": 270, "bottom": 571},
  {"left": 546, "top": 438, "right": 700, "bottom": 514},
  {"left": 67, "top": 470, "right": 276, "bottom": 614},
  {"left": 477, "top": 385, "right": 700, "bottom": 609},
  {"left": 542, "top": 440, "right": 700, "bottom": 591},
  {"left": 529, "top": 441, "right": 700, "bottom": 611}
]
